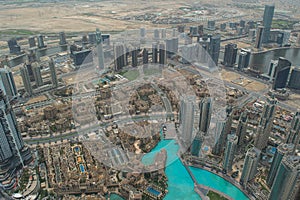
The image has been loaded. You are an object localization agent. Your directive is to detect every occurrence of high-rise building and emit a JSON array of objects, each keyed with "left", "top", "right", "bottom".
[
  {"left": 177, "top": 25, "right": 185, "bottom": 33},
  {"left": 142, "top": 48, "right": 148, "bottom": 64},
  {"left": 237, "top": 48, "right": 251, "bottom": 70},
  {"left": 268, "top": 156, "right": 300, "bottom": 200},
  {"left": 7, "top": 38, "right": 21, "bottom": 54},
  {"left": 114, "top": 43, "right": 126, "bottom": 71},
  {"left": 37, "top": 34, "right": 46, "bottom": 49},
  {"left": 267, "top": 143, "right": 294, "bottom": 187},
  {"left": 199, "top": 97, "right": 212, "bottom": 133},
  {"left": 212, "top": 119, "right": 226, "bottom": 155},
  {"left": 288, "top": 68, "right": 300, "bottom": 90},
  {"left": 191, "top": 131, "right": 204, "bottom": 157},
  {"left": 255, "top": 26, "right": 264, "bottom": 49},
  {"left": 159, "top": 42, "right": 166, "bottom": 65},
  {"left": 0, "top": 68, "right": 18, "bottom": 99},
  {"left": 236, "top": 111, "right": 248, "bottom": 147},
  {"left": 0, "top": 89, "right": 32, "bottom": 189},
  {"left": 220, "top": 23, "right": 226, "bottom": 31},
  {"left": 49, "top": 59, "right": 58, "bottom": 88},
  {"left": 240, "top": 147, "right": 261, "bottom": 186},
  {"left": 131, "top": 47, "right": 138, "bottom": 67},
  {"left": 262, "top": 5, "right": 275, "bottom": 43},
  {"left": 88, "top": 33, "right": 97, "bottom": 44},
  {"left": 166, "top": 38, "right": 178, "bottom": 57},
  {"left": 20, "top": 65, "right": 33, "bottom": 96},
  {"left": 73, "top": 49, "right": 93, "bottom": 66},
  {"left": 272, "top": 57, "right": 291, "bottom": 90},
  {"left": 154, "top": 29, "right": 160, "bottom": 40},
  {"left": 28, "top": 36, "right": 36, "bottom": 48},
  {"left": 152, "top": 43, "right": 158, "bottom": 63},
  {"left": 59, "top": 32, "right": 67, "bottom": 45},
  {"left": 207, "top": 20, "right": 216, "bottom": 30},
  {"left": 96, "top": 28, "right": 105, "bottom": 70},
  {"left": 208, "top": 35, "right": 221, "bottom": 65},
  {"left": 223, "top": 134, "right": 238, "bottom": 173},
  {"left": 32, "top": 62, "right": 43, "bottom": 87},
  {"left": 254, "top": 97, "right": 277, "bottom": 150},
  {"left": 179, "top": 96, "right": 195, "bottom": 148},
  {"left": 267, "top": 59, "right": 278, "bottom": 81},
  {"left": 223, "top": 43, "right": 238, "bottom": 67},
  {"left": 286, "top": 112, "right": 300, "bottom": 153}
]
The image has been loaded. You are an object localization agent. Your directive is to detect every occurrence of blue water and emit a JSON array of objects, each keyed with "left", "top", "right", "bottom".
[
  {"left": 147, "top": 187, "right": 161, "bottom": 196},
  {"left": 79, "top": 164, "right": 85, "bottom": 172},
  {"left": 142, "top": 139, "right": 249, "bottom": 200},
  {"left": 108, "top": 193, "right": 125, "bottom": 200}
]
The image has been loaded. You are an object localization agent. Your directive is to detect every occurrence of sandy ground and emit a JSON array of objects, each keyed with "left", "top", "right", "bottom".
[
  {"left": 25, "top": 95, "right": 48, "bottom": 104},
  {"left": 221, "top": 70, "right": 268, "bottom": 92},
  {"left": 286, "top": 93, "right": 300, "bottom": 109}
]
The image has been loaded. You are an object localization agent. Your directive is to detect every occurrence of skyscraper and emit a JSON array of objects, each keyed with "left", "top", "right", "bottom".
[
  {"left": 191, "top": 131, "right": 204, "bottom": 157},
  {"left": 0, "top": 89, "right": 32, "bottom": 189},
  {"left": 7, "top": 38, "right": 21, "bottom": 54},
  {"left": 20, "top": 65, "right": 33, "bottom": 96},
  {"left": 199, "top": 97, "right": 212, "bottom": 133},
  {"left": 255, "top": 26, "right": 264, "bottom": 49},
  {"left": 131, "top": 47, "right": 138, "bottom": 67},
  {"left": 254, "top": 97, "right": 277, "bottom": 150},
  {"left": 272, "top": 57, "right": 291, "bottom": 90},
  {"left": 223, "top": 43, "right": 238, "bottom": 67},
  {"left": 59, "top": 32, "right": 67, "bottom": 45},
  {"left": 96, "top": 28, "right": 105, "bottom": 70},
  {"left": 159, "top": 42, "right": 166, "bottom": 65},
  {"left": 223, "top": 134, "right": 238, "bottom": 173},
  {"left": 240, "top": 147, "right": 261, "bottom": 186},
  {"left": 0, "top": 68, "right": 18, "bottom": 99},
  {"left": 179, "top": 96, "right": 195, "bottom": 148},
  {"left": 114, "top": 43, "right": 126, "bottom": 71},
  {"left": 237, "top": 49, "right": 251, "bottom": 70},
  {"left": 32, "top": 62, "right": 43, "bottom": 87},
  {"left": 28, "top": 36, "right": 36, "bottom": 48},
  {"left": 49, "top": 59, "right": 58, "bottom": 88},
  {"left": 288, "top": 68, "right": 300, "bottom": 90},
  {"left": 267, "top": 143, "right": 294, "bottom": 187},
  {"left": 286, "top": 112, "right": 300, "bottom": 153},
  {"left": 152, "top": 43, "right": 158, "bottom": 63},
  {"left": 236, "top": 111, "right": 248, "bottom": 147},
  {"left": 269, "top": 156, "right": 300, "bottom": 200},
  {"left": 208, "top": 35, "right": 221, "bottom": 65},
  {"left": 262, "top": 5, "right": 275, "bottom": 43},
  {"left": 37, "top": 34, "right": 46, "bottom": 49},
  {"left": 212, "top": 119, "right": 226, "bottom": 155},
  {"left": 142, "top": 48, "right": 148, "bottom": 64}
]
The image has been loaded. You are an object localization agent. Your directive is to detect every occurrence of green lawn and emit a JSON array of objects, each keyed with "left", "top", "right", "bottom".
[
  {"left": 0, "top": 29, "right": 39, "bottom": 36},
  {"left": 272, "top": 19, "right": 297, "bottom": 30},
  {"left": 122, "top": 69, "right": 139, "bottom": 81},
  {"left": 207, "top": 190, "right": 229, "bottom": 200}
]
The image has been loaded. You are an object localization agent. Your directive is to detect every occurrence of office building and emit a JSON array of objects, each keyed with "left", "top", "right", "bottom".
[
  {"left": 269, "top": 156, "right": 300, "bottom": 200},
  {"left": 191, "top": 131, "right": 204, "bottom": 157},
  {"left": 267, "top": 59, "right": 278, "bottom": 81},
  {"left": 267, "top": 143, "right": 294, "bottom": 187},
  {"left": 262, "top": 5, "right": 275, "bottom": 43},
  {"left": 31, "top": 62, "right": 43, "bottom": 87},
  {"left": 254, "top": 97, "right": 277, "bottom": 150},
  {"left": 152, "top": 43, "right": 158, "bottom": 63},
  {"left": 286, "top": 112, "right": 300, "bottom": 153},
  {"left": 154, "top": 29, "right": 160, "bottom": 40},
  {"left": 237, "top": 49, "right": 251, "bottom": 70},
  {"left": 236, "top": 111, "right": 248, "bottom": 146},
  {"left": 207, "top": 20, "right": 216, "bottom": 30},
  {"left": 255, "top": 26, "right": 264, "bottom": 49},
  {"left": 159, "top": 42, "right": 166, "bottom": 65},
  {"left": 198, "top": 25, "right": 204, "bottom": 36},
  {"left": 49, "top": 59, "right": 58, "bottom": 88},
  {"left": 73, "top": 49, "right": 93, "bottom": 66},
  {"left": 179, "top": 96, "right": 195, "bottom": 148},
  {"left": 288, "top": 68, "right": 300, "bottom": 90},
  {"left": 114, "top": 43, "right": 126, "bottom": 71},
  {"left": 208, "top": 35, "right": 221, "bottom": 65},
  {"left": 189, "top": 26, "right": 199, "bottom": 37},
  {"left": 161, "top": 28, "right": 166, "bottom": 39},
  {"left": 20, "top": 65, "right": 33, "bottom": 96},
  {"left": 166, "top": 38, "right": 178, "bottom": 57},
  {"left": 212, "top": 119, "right": 226, "bottom": 155},
  {"left": 96, "top": 28, "right": 105, "bottom": 70},
  {"left": 140, "top": 28, "right": 146, "bottom": 38},
  {"left": 142, "top": 48, "right": 148, "bottom": 64},
  {"left": 240, "top": 20, "right": 246, "bottom": 28},
  {"left": 82, "top": 35, "right": 89, "bottom": 45},
  {"left": 199, "top": 97, "right": 212, "bottom": 133},
  {"left": 223, "top": 43, "right": 238, "bottom": 67},
  {"left": 223, "top": 134, "right": 238, "bottom": 173},
  {"left": 0, "top": 89, "right": 32, "bottom": 189},
  {"left": 220, "top": 23, "right": 226, "bottom": 31},
  {"left": 28, "top": 36, "right": 36, "bottom": 48},
  {"left": 272, "top": 57, "right": 291, "bottom": 90},
  {"left": 131, "top": 47, "right": 138, "bottom": 67},
  {"left": 37, "top": 34, "right": 46, "bottom": 49},
  {"left": 177, "top": 25, "right": 185, "bottom": 33},
  {"left": 240, "top": 147, "right": 261, "bottom": 186},
  {"left": 59, "top": 32, "right": 67, "bottom": 45},
  {"left": 7, "top": 38, "right": 21, "bottom": 54},
  {"left": 0, "top": 68, "right": 18, "bottom": 99},
  {"left": 88, "top": 33, "right": 97, "bottom": 44}
]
